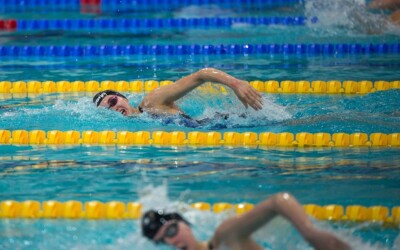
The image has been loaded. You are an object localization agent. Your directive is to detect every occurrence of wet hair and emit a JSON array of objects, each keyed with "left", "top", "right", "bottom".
[
  {"left": 92, "top": 90, "right": 127, "bottom": 107},
  {"left": 141, "top": 210, "right": 190, "bottom": 240}
]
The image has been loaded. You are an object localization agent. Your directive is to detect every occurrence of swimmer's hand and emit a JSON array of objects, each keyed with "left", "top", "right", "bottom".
[
  {"left": 306, "top": 228, "right": 351, "bottom": 250},
  {"left": 232, "top": 80, "right": 263, "bottom": 111}
]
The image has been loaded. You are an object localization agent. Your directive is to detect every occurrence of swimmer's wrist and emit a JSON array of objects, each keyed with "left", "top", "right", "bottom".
[{"left": 229, "top": 79, "right": 242, "bottom": 90}]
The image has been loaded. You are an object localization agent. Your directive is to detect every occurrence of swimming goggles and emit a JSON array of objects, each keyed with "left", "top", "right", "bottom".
[
  {"left": 154, "top": 221, "right": 179, "bottom": 244},
  {"left": 107, "top": 95, "right": 118, "bottom": 109},
  {"left": 93, "top": 90, "right": 127, "bottom": 107}
]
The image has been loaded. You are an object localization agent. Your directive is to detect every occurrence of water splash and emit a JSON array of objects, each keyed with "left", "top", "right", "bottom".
[
  {"left": 177, "top": 90, "right": 292, "bottom": 129},
  {"left": 305, "top": 0, "right": 393, "bottom": 34}
]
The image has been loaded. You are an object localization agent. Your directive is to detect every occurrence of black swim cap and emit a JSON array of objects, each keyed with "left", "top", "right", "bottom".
[
  {"left": 141, "top": 210, "right": 188, "bottom": 240},
  {"left": 93, "top": 90, "right": 127, "bottom": 107}
]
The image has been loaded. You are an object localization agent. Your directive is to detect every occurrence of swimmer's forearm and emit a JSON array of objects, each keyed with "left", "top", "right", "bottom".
[
  {"left": 214, "top": 193, "right": 314, "bottom": 241},
  {"left": 195, "top": 68, "right": 263, "bottom": 111},
  {"left": 238, "top": 193, "right": 315, "bottom": 239},
  {"left": 196, "top": 68, "right": 242, "bottom": 90},
  {"left": 178, "top": 67, "right": 241, "bottom": 94},
  {"left": 214, "top": 193, "right": 349, "bottom": 249},
  {"left": 258, "top": 193, "right": 350, "bottom": 249},
  {"left": 147, "top": 68, "right": 240, "bottom": 105}
]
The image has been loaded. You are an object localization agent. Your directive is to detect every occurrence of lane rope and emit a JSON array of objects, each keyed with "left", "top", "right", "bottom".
[
  {"left": 0, "top": 130, "right": 399, "bottom": 147},
  {"left": 0, "top": 16, "right": 308, "bottom": 32},
  {"left": 0, "top": 43, "right": 399, "bottom": 57},
  {"left": 0, "top": 200, "right": 399, "bottom": 224},
  {"left": 0, "top": 80, "right": 399, "bottom": 94},
  {"left": 0, "top": 0, "right": 301, "bottom": 10}
]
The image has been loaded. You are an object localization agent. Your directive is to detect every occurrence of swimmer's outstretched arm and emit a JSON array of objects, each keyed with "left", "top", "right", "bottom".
[
  {"left": 210, "top": 192, "right": 351, "bottom": 250},
  {"left": 142, "top": 68, "right": 263, "bottom": 111}
]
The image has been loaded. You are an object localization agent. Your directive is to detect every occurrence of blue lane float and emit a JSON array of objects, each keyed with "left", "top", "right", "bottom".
[
  {"left": 100, "top": 0, "right": 303, "bottom": 11},
  {"left": 14, "top": 17, "right": 308, "bottom": 32},
  {"left": 101, "top": 0, "right": 302, "bottom": 5},
  {"left": 0, "top": 0, "right": 302, "bottom": 13},
  {"left": 0, "top": 0, "right": 79, "bottom": 5},
  {"left": 0, "top": 0, "right": 300, "bottom": 7},
  {"left": 0, "top": 44, "right": 398, "bottom": 57}
]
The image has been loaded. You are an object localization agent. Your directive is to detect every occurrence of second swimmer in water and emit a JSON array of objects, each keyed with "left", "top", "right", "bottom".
[{"left": 141, "top": 192, "right": 351, "bottom": 250}]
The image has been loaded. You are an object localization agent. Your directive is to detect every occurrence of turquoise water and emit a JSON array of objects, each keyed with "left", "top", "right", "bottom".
[
  {"left": 1, "top": 145, "right": 400, "bottom": 205},
  {"left": 1, "top": 89, "right": 399, "bottom": 132},
  {"left": 1, "top": 54, "right": 400, "bottom": 81},
  {"left": 1, "top": 0, "right": 400, "bottom": 249}
]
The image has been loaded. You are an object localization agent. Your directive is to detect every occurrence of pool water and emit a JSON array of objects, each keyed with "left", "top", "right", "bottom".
[
  {"left": 1, "top": 87, "right": 399, "bottom": 133},
  {"left": 0, "top": 0, "right": 400, "bottom": 249}
]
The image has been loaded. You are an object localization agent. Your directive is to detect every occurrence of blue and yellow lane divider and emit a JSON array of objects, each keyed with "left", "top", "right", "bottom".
[
  {"left": 0, "top": 80, "right": 399, "bottom": 94},
  {"left": 0, "top": 200, "right": 399, "bottom": 224},
  {"left": 0, "top": 130, "right": 399, "bottom": 147},
  {"left": 0, "top": 44, "right": 399, "bottom": 57}
]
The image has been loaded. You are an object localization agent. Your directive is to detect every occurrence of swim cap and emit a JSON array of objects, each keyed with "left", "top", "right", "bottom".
[
  {"left": 93, "top": 90, "right": 127, "bottom": 107},
  {"left": 141, "top": 210, "right": 188, "bottom": 240}
]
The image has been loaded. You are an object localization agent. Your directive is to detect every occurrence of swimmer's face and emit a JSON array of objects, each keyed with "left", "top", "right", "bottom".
[
  {"left": 153, "top": 221, "right": 197, "bottom": 250},
  {"left": 98, "top": 95, "right": 133, "bottom": 116}
]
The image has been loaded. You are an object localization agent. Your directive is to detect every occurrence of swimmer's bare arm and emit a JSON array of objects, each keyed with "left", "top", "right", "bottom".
[
  {"left": 141, "top": 68, "right": 263, "bottom": 111},
  {"left": 210, "top": 192, "right": 351, "bottom": 250},
  {"left": 369, "top": 0, "right": 400, "bottom": 10}
]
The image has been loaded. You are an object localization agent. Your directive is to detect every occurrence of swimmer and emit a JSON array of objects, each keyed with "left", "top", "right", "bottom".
[
  {"left": 369, "top": 0, "right": 400, "bottom": 10},
  {"left": 141, "top": 192, "right": 351, "bottom": 250},
  {"left": 369, "top": 0, "right": 400, "bottom": 24},
  {"left": 93, "top": 68, "right": 263, "bottom": 118}
]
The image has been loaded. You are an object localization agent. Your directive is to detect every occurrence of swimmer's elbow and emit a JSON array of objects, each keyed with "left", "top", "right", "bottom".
[
  {"left": 197, "top": 67, "right": 218, "bottom": 79},
  {"left": 271, "top": 192, "right": 294, "bottom": 211},
  {"left": 198, "top": 67, "right": 216, "bottom": 73}
]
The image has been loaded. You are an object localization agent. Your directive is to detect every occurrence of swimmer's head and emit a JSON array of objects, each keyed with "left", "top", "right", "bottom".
[
  {"left": 142, "top": 210, "right": 196, "bottom": 248},
  {"left": 93, "top": 90, "right": 136, "bottom": 116}
]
